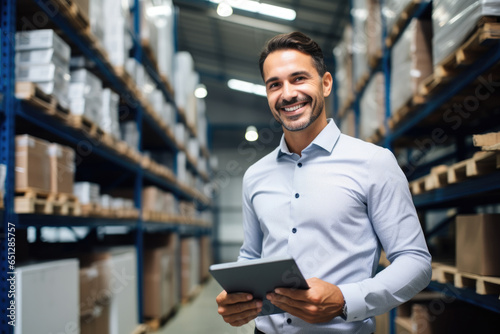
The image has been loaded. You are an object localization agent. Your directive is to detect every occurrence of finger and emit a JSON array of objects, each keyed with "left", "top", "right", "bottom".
[
  {"left": 267, "top": 292, "right": 307, "bottom": 309},
  {"left": 274, "top": 287, "right": 310, "bottom": 302},
  {"left": 218, "top": 300, "right": 263, "bottom": 317},
  {"left": 217, "top": 290, "right": 254, "bottom": 306},
  {"left": 222, "top": 306, "right": 262, "bottom": 325}
]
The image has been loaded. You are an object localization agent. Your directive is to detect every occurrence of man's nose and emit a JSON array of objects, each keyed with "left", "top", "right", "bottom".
[{"left": 281, "top": 82, "right": 298, "bottom": 100}]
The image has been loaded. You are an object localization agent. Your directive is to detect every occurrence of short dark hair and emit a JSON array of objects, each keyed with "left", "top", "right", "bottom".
[{"left": 259, "top": 31, "right": 327, "bottom": 79}]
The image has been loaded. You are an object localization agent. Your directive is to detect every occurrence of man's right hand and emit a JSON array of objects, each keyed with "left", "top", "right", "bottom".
[{"left": 216, "top": 290, "right": 263, "bottom": 326}]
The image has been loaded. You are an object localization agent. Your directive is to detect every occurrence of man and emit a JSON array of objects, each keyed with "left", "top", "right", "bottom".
[{"left": 216, "top": 32, "right": 432, "bottom": 334}]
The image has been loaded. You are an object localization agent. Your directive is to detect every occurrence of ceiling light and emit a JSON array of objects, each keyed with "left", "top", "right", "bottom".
[
  {"left": 228, "top": 79, "right": 267, "bottom": 97},
  {"left": 194, "top": 84, "right": 208, "bottom": 98},
  {"left": 245, "top": 126, "right": 259, "bottom": 142},
  {"left": 210, "top": 0, "right": 296, "bottom": 21},
  {"left": 217, "top": 2, "right": 233, "bottom": 17}
]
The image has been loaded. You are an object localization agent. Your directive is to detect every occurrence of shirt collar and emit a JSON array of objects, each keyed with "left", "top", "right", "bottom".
[{"left": 277, "top": 118, "right": 341, "bottom": 158}]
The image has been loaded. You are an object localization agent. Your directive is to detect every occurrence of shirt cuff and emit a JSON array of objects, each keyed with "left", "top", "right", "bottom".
[{"left": 337, "top": 283, "right": 366, "bottom": 322}]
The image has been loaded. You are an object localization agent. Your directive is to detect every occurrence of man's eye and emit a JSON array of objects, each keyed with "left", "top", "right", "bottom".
[
  {"left": 268, "top": 83, "right": 278, "bottom": 89},
  {"left": 295, "top": 76, "right": 305, "bottom": 82}
]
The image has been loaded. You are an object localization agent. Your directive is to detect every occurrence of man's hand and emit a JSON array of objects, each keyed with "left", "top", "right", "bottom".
[
  {"left": 216, "top": 290, "right": 263, "bottom": 326},
  {"left": 266, "top": 277, "right": 345, "bottom": 324}
]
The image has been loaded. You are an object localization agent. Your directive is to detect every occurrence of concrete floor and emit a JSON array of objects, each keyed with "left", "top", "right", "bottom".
[{"left": 156, "top": 278, "right": 256, "bottom": 334}]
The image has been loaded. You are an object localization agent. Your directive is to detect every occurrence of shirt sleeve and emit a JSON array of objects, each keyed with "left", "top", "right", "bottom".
[
  {"left": 338, "top": 148, "right": 432, "bottom": 322},
  {"left": 238, "top": 170, "right": 263, "bottom": 261}
]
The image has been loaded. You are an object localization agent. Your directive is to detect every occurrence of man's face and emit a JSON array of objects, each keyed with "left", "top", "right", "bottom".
[{"left": 262, "top": 49, "right": 332, "bottom": 132}]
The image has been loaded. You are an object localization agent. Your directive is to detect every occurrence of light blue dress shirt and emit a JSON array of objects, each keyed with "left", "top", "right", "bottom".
[{"left": 238, "top": 119, "right": 432, "bottom": 333}]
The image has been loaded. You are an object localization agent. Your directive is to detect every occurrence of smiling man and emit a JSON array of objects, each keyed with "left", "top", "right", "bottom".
[{"left": 216, "top": 32, "right": 432, "bottom": 334}]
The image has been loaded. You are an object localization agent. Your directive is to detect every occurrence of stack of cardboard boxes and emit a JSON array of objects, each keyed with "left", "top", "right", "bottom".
[
  {"left": 15, "top": 134, "right": 75, "bottom": 195},
  {"left": 143, "top": 234, "right": 179, "bottom": 320}
]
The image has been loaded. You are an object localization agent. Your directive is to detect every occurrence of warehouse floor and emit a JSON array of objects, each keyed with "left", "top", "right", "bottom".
[{"left": 158, "top": 278, "right": 256, "bottom": 334}]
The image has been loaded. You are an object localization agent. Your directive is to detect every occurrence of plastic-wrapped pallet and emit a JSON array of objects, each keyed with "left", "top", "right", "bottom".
[
  {"left": 390, "top": 19, "right": 433, "bottom": 114},
  {"left": 68, "top": 69, "right": 103, "bottom": 124},
  {"left": 340, "top": 110, "right": 356, "bottom": 137},
  {"left": 383, "top": 0, "right": 419, "bottom": 33},
  {"left": 352, "top": 0, "right": 369, "bottom": 86},
  {"left": 101, "top": 88, "right": 121, "bottom": 140},
  {"left": 366, "top": 0, "right": 382, "bottom": 62},
  {"left": 432, "top": 0, "right": 500, "bottom": 67},
  {"left": 120, "top": 121, "right": 140, "bottom": 150},
  {"left": 103, "top": 0, "right": 132, "bottom": 67},
  {"left": 174, "top": 52, "right": 197, "bottom": 110},
  {"left": 15, "top": 30, "right": 71, "bottom": 108},
  {"left": 333, "top": 25, "right": 353, "bottom": 112},
  {"left": 360, "top": 72, "right": 385, "bottom": 140}
]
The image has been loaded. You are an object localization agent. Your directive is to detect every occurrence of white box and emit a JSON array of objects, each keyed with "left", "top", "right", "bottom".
[
  {"left": 15, "top": 29, "right": 71, "bottom": 62},
  {"left": 15, "top": 63, "right": 69, "bottom": 84},
  {"left": 177, "top": 151, "right": 187, "bottom": 183},
  {"left": 15, "top": 259, "right": 79, "bottom": 334},
  {"left": 69, "top": 97, "right": 100, "bottom": 123},
  {"left": 175, "top": 123, "right": 186, "bottom": 145},
  {"left": 70, "top": 69, "right": 102, "bottom": 92},
  {"left": 101, "top": 88, "right": 120, "bottom": 139},
  {"left": 100, "top": 194, "right": 113, "bottom": 209},
  {"left": 109, "top": 248, "right": 138, "bottom": 334},
  {"left": 74, "top": 182, "right": 101, "bottom": 205},
  {"left": 16, "top": 49, "right": 68, "bottom": 67}
]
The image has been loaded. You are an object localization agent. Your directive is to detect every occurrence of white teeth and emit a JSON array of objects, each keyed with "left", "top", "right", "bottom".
[{"left": 284, "top": 103, "right": 305, "bottom": 112}]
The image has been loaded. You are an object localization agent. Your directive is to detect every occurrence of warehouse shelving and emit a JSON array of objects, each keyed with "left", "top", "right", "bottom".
[
  {"left": 1, "top": 0, "right": 213, "bottom": 332},
  {"left": 337, "top": 1, "right": 500, "bottom": 333}
]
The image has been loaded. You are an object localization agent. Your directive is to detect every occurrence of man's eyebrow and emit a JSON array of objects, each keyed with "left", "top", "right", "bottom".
[
  {"left": 265, "top": 76, "right": 278, "bottom": 86},
  {"left": 264, "top": 71, "right": 312, "bottom": 86}
]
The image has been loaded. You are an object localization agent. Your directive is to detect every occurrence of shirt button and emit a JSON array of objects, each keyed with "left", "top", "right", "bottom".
[
  {"left": 292, "top": 228, "right": 297, "bottom": 233},
  {"left": 297, "top": 162, "right": 302, "bottom": 167},
  {"left": 295, "top": 193, "right": 299, "bottom": 198},
  {"left": 287, "top": 318, "right": 292, "bottom": 324}
]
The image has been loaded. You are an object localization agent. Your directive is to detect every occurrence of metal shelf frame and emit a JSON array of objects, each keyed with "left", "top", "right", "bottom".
[
  {"left": 336, "top": 1, "right": 500, "bottom": 332},
  {"left": 0, "top": 0, "right": 213, "bottom": 329}
]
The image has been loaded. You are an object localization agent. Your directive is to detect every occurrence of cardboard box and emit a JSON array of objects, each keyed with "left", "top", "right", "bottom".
[
  {"left": 48, "top": 143, "right": 75, "bottom": 194},
  {"left": 181, "top": 237, "right": 200, "bottom": 301},
  {"left": 143, "top": 234, "right": 178, "bottom": 319},
  {"left": 15, "top": 134, "right": 51, "bottom": 192},
  {"left": 79, "top": 252, "right": 113, "bottom": 305},
  {"left": 80, "top": 265, "right": 99, "bottom": 316},
  {"left": 200, "top": 236, "right": 212, "bottom": 281},
  {"left": 15, "top": 259, "right": 79, "bottom": 334},
  {"left": 456, "top": 214, "right": 500, "bottom": 276},
  {"left": 81, "top": 304, "right": 110, "bottom": 334},
  {"left": 15, "top": 48, "right": 68, "bottom": 66}
]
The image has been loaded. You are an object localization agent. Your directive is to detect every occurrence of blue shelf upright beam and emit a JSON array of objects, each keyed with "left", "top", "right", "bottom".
[{"left": 1, "top": 0, "right": 16, "bottom": 332}]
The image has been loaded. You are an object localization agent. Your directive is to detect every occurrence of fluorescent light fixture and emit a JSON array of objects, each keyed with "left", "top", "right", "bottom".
[
  {"left": 245, "top": 126, "right": 259, "bottom": 142},
  {"left": 217, "top": 2, "right": 233, "bottom": 17},
  {"left": 210, "top": 0, "right": 296, "bottom": 21},
  {"left": 228, "top": 79, "right": 267, "bottom": 97},
  {"left": 194, "top": 84, "right": 208, "bottom": 98}
]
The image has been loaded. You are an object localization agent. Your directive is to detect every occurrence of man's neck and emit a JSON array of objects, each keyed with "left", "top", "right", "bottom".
[{"left": 284, "top": 117, "right": 328, "bottom": 156}]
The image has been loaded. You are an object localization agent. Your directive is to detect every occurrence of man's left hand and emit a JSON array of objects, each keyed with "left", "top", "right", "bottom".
[{"left": 266, "top": 277, "right": 345, "bottom": 324}]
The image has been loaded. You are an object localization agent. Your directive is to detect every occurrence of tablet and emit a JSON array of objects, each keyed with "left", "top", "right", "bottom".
[{"left": 209, "top": 255, "right": 309, "bottom": 316}]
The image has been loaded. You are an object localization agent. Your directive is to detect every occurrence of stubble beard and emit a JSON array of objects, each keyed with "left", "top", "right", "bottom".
[{"left": 274, "top": 96, "right": 324, "bottom": 132}]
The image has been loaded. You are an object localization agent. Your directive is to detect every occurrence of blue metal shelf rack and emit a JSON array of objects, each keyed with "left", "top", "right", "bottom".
[
  {"left": 0, "top": 0, "right": 212, "bottom": 331},
  {"left": 337, "top": 1, "right": 500, "bottom": 333}
]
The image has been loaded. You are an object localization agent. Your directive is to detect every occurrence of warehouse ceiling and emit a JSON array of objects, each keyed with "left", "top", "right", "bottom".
[{"left": 171, "top": 0, "right": 350, "bottom": 150}]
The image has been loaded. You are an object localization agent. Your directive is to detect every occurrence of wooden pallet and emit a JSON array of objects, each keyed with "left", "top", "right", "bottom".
[
  {"left": 52, "top": 193, "right": 81, "bottom": 216},
  {"left": 80, "top": 202, "right": 102, "bottom": 217},
  {"left": 424, "top": 165, "right": 449, "bottom": 192},
  {"left": 368, "top": 48, "right": 382, "bottom": 69},
  {"left": 420, "top": 21, "right": 500, "bottom": 96},
  {"left": 114, "top": 208, "right": 140, "bottom": 220},
  {"left": 432, "top": 263, "right": 500, "bottom": 298},
  {"left": 15, "top": 188, "right": 54, "bottom": 214},
  {"left": 354, "top": 70, "right": 371, "bottom": 93},
  {"left": 66, "top": 114, "right": 96, "bottom": 135},
  {"left": 385, "top": 0, "right": 427, "bottom": 48},
  {"left": 54, "top": 0, "right": 89, "bottom": 31},
  {"left": 15, "top": 82, "right": 71, "bottom": 121},
  {"left": 473, "top": 131, "right": 500, "bottom": 148},
  {"left": 448, "top": 151, "right": 499, "bottom": 184}
]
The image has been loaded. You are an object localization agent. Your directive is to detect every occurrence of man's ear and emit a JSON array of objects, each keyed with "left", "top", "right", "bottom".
[{"left": 322, "top": 72, "right": 333, "bottom": 97}]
